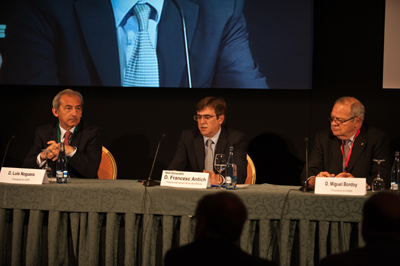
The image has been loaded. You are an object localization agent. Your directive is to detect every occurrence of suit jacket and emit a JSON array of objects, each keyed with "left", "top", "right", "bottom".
[
  {"left": 0, "top": 0, "right": 267, "bottom": 88},
  {"left": 301, "top": 123, "right": 391, "bottom": 188},
  {"left": 167, "top": 127, "right": 247, "bottom": 184},
  {"left": 22, "top": 120, "right": 102, "bottom": 179},
  {"left": 164, "top": 237, "right": 277, "bottom": 266},
  {"left": 319, "top": 237, "right": 400, "bottom": 266}
]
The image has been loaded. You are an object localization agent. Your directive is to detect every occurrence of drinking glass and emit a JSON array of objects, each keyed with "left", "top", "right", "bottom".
[
  {"left": 372, "top": 159, "right": 385, "bottom": 192},
  {"left": 214, "top": 154, "right": 226, "bottom": 189},
  {"left": 41, "top": 149, "right": 53, "bottom": 180}
]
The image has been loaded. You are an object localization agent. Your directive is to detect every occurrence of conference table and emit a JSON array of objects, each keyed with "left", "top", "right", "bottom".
[{"left": 0, "top": 179, "right": 369, "bottom": 266}]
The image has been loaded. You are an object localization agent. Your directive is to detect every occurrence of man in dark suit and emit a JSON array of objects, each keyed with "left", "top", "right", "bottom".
[
  {"left": 319, "top": 192, "right": 400, "bottom": 266},
  {"left": 0, "top": 0, "right": 267, "bottom": 88},
  {"left": 168, "top": 97, "right": 247, "bottom": 184},
  {"left": 301, "top": 96, "right": 391, "bottom": 189},
  {"left": 164, "top": 192, "right": 277, "bottom": 266},
  {"left": 23, "top": 89, "right": 102, "bottom": 179}
]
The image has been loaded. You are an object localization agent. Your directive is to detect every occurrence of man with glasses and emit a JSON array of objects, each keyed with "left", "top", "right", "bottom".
[
  {"left": 301, "top": 96, "right": 391, "bottom": 189},
  {"left": 168, "top": 97, "right": 247, "bottom": 185}
]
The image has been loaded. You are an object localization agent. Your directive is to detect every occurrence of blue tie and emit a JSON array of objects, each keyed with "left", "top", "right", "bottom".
[{"left": 123, "top": 4, "right": 159, "bottom": 87}]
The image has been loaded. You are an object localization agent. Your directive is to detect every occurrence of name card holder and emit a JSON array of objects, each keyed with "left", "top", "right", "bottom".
[
  {"left": 315, "top": 177, "right": 366, "bottom": 196},
  {"left": 0, "top": 167, "right": 48, "bottom": 185},
  {"left": 160, "top": 170, "right": 210, "bottom": 189}
]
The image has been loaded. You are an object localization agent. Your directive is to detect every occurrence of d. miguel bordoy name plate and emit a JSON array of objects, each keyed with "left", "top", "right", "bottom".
[{"left": 315, "top": 177, "right": 366, "bottom": 196}]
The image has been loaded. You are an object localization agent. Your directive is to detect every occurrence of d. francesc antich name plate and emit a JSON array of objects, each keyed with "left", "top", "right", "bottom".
[
  {"left": 161, "top": 170, "right": 210, "bottom": 189},
  {"left": 0, "top": 167, "right": 48, "bottom": 185},
  {"left": 315, "top": 177, "right": 366, "bottom": 196}
]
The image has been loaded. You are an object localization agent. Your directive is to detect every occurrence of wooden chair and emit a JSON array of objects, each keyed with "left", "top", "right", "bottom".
[
  {"left": 245, "top": 153, "right": 256, "bottom": 184},
  {"left": 98, "top": 146, "right": 117, "bottom": 179}
]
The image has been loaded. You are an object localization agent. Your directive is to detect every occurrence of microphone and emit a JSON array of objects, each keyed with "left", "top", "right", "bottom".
[
  {"left": 143, "top": 133, "right": 166, "bottom": 187},
  {"left": 171, "top": 0, "right": 192, "bottom": 88},
  {"left": 299, "top": 137, "right": 311, "bottom": 192},
  {"left": 1, "top": 135, "right": 16, "bottom": 169}
]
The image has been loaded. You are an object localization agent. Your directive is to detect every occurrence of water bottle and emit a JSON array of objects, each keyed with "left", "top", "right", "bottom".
[
  {"left": 225, "top": 146, "right": 237, "bottom": 190},
  {"left": 56, "top": 142, "right": 68, "bottom": 184},
  {"left": 391, "top": 151, "right": 400, "bottom": 190}
]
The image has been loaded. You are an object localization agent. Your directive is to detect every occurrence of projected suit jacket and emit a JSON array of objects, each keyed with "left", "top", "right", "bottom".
[{"left": 0, "top": 0, "right": 267, "bottom": 88}]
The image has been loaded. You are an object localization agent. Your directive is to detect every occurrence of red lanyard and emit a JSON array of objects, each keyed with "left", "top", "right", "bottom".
[{"left": 340, "top": 128, "right": 360, "bottom": 172}]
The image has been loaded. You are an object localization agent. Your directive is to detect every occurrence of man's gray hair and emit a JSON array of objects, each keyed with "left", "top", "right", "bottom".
[
  {"left": 335, "top": 96, "right": 365, "bottom": 122},
  {"left": 52, "top": 89, "right": 84, "bottom": 110}
]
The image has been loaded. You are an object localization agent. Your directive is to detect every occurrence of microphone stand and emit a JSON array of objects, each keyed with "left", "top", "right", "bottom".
[
  {"left": 143, "top": 134, "right": 166, "bottom": 187},
  {"left": 1, "top": 135, "right": 16, "bottom": 170},
  {"left": 171, "top": 0, "right": 192, "bottom": 88},
  {"left": 299, "top": 137, "right": 312, "bottom": 192}
]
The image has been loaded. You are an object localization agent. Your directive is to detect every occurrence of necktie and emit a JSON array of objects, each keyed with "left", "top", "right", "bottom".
[
  {"left": 204, "top": 139, "right": 214, "bottom": 171},
  {"left": 343, "top": 140, "right": 351, "bottom": 171},
  {"left": 123, "top": 4, "right": 159, "bottom": 87},
  {"left": 64, "top": 131, "right": 72, "bottom": 146}
]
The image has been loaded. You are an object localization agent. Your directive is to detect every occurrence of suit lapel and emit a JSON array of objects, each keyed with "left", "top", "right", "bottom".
[
  {"left": 50, "top": 123, "right": 58, "bottom": 143},
  {"left": 157, "top": 0, "right": 199, "bottom": 87},
  {"left": 215, "top": 127, "right": 228, "bottom": 155},
  {"left": 70, "top": 122, "right": 83, "bottom": 148},
  {"left": 346, "top": 126, "right": 367, "bottom": 173},
  {"left": 74, "top": 0, "right": 121, "bottom": 86},
  {"left": 193, "top": 131, "right": 205, "bottom": 171},
  {"left": 330, "top": 135, "right": 343, "bottom": 172}
]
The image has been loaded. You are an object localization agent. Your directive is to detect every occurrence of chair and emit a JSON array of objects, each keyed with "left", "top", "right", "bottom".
[
  {"left": 245, "top": 153, "right": 256, "bottom": 184},
  {"left": 98, "top": 146, "right": 117, "bottom": 179}
]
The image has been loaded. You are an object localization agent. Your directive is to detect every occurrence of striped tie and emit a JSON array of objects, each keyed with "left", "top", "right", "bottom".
[{"left": 123, "top": 4, "right": 159, "bottom": 87}]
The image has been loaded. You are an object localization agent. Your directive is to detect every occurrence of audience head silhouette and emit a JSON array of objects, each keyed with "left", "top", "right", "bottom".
[
  {"left": 362, "top": 192, "right": 400, "bottom": 242},
  {"left": 194, "top": 192, "right": 247, "bottom": 242}
]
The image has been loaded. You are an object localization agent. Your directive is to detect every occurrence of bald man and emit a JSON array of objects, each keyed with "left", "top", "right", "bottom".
[
  {"left": 320, "top": 192, "right": 400, "bottom": 266},
  {"left": 301, "top": 96, "right": 391, "bottom": 189}
]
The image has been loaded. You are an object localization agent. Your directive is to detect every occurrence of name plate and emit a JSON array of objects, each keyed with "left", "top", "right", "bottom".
[
  {"left": 0, "top": 167, "right": 48, "bottom": 185},
  {"left": 160, "top": 170, "right": 210, "bottom": 189},
  {"left": 315, "top": 177, "right": 366, "bottom": 196}
]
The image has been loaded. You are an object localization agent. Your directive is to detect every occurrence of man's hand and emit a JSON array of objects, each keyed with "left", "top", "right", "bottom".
[
  {"left": 335, "top": 172, "right": 367, "bottom": 187},
  {"left": 40, "top": 141, "right": 59, "bottom": 161},
  {"left": 316, "top": 171, "right": 335, "bottom": 177},
  {"left": 307, "top": 176, "right": 316, "bottom": 188},
  {"left": 203, "top": 170, "right": 220, "bottom": 185},
  {"left": 335, "top": 172, "right": 354, "bottom": 178},
  {"left": 65, "top": 145, "right": 75, "bottom": 156},
  {"left": 308, "top": 172, "right": 335, "bottom": 188}
]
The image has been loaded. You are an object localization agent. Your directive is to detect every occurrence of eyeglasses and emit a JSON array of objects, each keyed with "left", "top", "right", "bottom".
[
  {"left": 194, "top": 115, "right": 216, "bottom": 121},
  {"left": 328, "top": 116, "right": 356, "bottom": 125}
]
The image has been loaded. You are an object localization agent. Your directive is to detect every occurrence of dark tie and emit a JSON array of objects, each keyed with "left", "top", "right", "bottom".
[
  {"left": 204, "top": 139, "right": 214, "bottom": 171},
  {"left": 123, "top": 3, "right": 159, "bottom": 87},
  {"left": 64, "top": 131, "right": 72, "bottom": 146},
  {"left": 343, "top": 140, "right": 350, "bottom": 171}
]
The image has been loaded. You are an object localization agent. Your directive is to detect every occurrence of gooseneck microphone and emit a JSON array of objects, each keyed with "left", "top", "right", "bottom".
[
  {"left": 299, "top": 137, "right": 311, "bottom": 192},
  {"left": 143, "top": 133, "right": 166, "bottom": 187},
  {"left": 305, "top": 137, "right": 309, "bottom": 180},
  {"left": 171, "top": 0, "right": 192, "bottom": 88},
  {"left": 1, "top": 135, "right": 16, "bottom": 169}
]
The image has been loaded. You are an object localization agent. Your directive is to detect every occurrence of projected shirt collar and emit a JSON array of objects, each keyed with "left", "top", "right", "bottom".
[{"left": 111, "top": 0, "right": 164, "bottom": 28}]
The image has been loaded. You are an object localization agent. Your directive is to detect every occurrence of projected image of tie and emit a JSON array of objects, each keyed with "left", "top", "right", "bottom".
[{"left": 124, "top": 4, "right": 159, "bottom": 87}]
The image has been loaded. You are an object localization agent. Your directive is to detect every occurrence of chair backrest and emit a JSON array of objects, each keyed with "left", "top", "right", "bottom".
[
  {"left": 245, "top": 153, "right": 256, "bottom": 184},
  {"left": 98, "top": 146, "right": 117, "bottom": 179}
]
